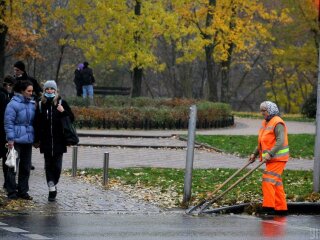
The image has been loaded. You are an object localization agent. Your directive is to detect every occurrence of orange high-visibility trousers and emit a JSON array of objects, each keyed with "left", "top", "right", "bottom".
[{"left": 262, "top": 161, "right": 287, "bottom": 211}]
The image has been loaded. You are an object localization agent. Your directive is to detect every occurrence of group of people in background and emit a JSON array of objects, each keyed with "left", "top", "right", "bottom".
[
  {"left": 73, "top": 61, "right": 95, "bottom": 99},
  {"left": 0, "top": 61, "right": 75, "bottom": 202}
]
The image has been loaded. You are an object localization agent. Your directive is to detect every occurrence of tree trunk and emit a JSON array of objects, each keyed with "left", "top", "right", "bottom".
[
  {"left": 220, "top": 2, "right": 235, "bottom": 103},
  {"left": 56, "top": 36, "right": 68, "bottom": 83},
  {"left": 204, "top": 0, "right": 218, "bottom": 102},
  {"left": 0, "top": 0, "right": 7, "bottom": 79},
  {"left": 205, "top": 44, "right": 218, "bottom": 101},
  {"left": 220, "top": 43, "right": 234, "bottom": 103},
  {"left": 132, "top": 0, "right": 143, "bottom": 98},
  {"left": 132, "top": 67, "right": 142, "bottom": 97}
]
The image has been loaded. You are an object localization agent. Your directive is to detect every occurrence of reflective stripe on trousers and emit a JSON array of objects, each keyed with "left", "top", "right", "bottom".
[{"left": 262, "top": 161, "right": 287, "bottom": 210}]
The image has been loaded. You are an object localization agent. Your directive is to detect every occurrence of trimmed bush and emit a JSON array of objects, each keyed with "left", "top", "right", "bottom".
[{"left": 67, "top": 96, "right": 234, "bottom": 129}]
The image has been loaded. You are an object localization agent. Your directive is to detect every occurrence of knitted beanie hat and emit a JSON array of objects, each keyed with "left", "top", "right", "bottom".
[
  {"left": 3, "top": 75, "right": 15, "bottom": 85},
  {"left": 14, "top": 61, "right": 26, "bottom": 72},
  {"left": 43, "top": 80, "right": 57, "bottom": 90}
]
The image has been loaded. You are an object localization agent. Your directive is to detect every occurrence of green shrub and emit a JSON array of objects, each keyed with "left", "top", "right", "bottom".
[
  {"left": 68, "top": 97, "right": 233, "bottom": 129},
  {"left": 302, "top": 91, "right": 316, "bottom": 119}
]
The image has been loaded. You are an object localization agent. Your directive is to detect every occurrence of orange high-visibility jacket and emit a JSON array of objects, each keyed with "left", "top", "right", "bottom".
[{"left": 258, "top": 116, "right": 289, "bottom": 162}]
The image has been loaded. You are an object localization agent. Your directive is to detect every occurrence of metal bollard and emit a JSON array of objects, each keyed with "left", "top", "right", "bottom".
[
  {"left": 103, "top": 152, "right": 109, "bottom": 186},
  {"left": 183, "top": 105, "right": 197, "bottom": 204},
  {"left": 72, "top": 146, "right": 78, "bottom": 177}
]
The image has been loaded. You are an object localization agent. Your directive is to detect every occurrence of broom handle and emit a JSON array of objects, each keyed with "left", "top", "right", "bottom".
[
  {"left": 199, "top": 159, "right": 267, "bottom": 214},
  {"left": 209, "top": 160, "right": 252, "bottom": 196}
]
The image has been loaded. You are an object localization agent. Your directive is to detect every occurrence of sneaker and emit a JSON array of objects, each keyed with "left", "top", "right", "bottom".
[
  {"left": 18, "top": 194, "right": 33, "bottom": 200},
  {"left": 48, "top": 191, "right": 57, "bottom": 202}
]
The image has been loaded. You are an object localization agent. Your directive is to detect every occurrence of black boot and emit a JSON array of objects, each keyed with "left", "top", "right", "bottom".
[{"left": 259, "top": 207, "right": 275, "bottom": 216}]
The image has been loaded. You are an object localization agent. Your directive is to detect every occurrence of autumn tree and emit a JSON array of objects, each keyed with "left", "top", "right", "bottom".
[
  {"left": 0, "top": 0, "right": 8, "bottom": 78},
  {"left": 57, "top": 0, "right": 169, "bottom": 97},
  {"left": 0, "top": 0, "right": 53, "bottom": 78},
  {"left": 261, "top": 0, "right": 317, "bottom": 113}
]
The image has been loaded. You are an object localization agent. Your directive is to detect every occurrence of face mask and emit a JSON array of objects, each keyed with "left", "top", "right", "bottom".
[{"left": 44, "top": 93, "right": 56, "bottom": 98}]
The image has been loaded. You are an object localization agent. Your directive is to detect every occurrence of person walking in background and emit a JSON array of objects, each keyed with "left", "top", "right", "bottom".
[
  {"left": 249, "top": 101, "right": 289, "bottom": 215},
  {"left": 13, "top": 60, "right": 42, "bottom": 100},
  {"left": 80, "top": 61, "right": 95, "bottom": 101},
  {"left": 34, "top": 80, "right": 75, "bottom": 202},
  {"left": 4, "top": 80, "right": 35, "bottom": 200},
  {"left": 0, "top": 75, "right": 15, "bottom": 190},
  {"left": 74, "top": 63, "right": 84, "bottom": 97}
]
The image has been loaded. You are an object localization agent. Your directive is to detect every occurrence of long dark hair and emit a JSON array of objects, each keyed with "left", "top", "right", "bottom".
[{"left": 13, "top": 80, "right": 33, "bottom": 93}]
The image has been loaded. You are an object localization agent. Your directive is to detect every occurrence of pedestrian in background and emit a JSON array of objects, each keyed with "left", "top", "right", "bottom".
[
  {"left": 34, "top": 80, "right": 75, "bottom": 202},
  {"left": 0, "top": 75, "right": 15, "bottom": 190},
  {"left": 74, "top": 63, "right": 84, "bottom": 97},
  {"left": 13, "top": 60, "right": 42, "bottom": 100},
  {"left": 4, "top": 80, "right": 35, "bottom": 200},
  {"left": 80, "top": 61, "right": 95, "bottom": 101},
  {"left": 249, "top": 101, "right": 289, "bottom": 215}
]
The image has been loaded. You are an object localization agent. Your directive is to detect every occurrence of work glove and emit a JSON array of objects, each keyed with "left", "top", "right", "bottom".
[{"left": 263, "top": 152, "right": 272, "bottom": 161}]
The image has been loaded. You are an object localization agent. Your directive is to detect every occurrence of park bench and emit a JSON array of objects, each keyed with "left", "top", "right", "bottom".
[{"left": 94, "top": 86, "right": 131, "bottom": 96}]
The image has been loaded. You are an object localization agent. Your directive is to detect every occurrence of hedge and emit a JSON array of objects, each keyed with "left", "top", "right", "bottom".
[{"left": 67, "top": 96, "right": 234, "bottom": 130}]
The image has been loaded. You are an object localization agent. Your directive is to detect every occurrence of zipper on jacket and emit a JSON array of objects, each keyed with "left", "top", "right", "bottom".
[{"left": 50, "top": 105, "right": 53, "bottom": 157}]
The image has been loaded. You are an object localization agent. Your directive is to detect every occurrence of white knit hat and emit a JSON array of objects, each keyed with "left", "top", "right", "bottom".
[{"left": 43, "top": 80, "right": 57, "bottom": 90}]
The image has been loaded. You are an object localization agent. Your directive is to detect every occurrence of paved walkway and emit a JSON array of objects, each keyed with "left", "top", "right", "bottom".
[{"left": 0, "top": 117, "right": 315, "bottom": 214}]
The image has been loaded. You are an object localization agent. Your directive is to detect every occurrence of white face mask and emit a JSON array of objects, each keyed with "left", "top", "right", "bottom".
[{"left": 44, "top": 92, "right": 56, "bottom": 98}]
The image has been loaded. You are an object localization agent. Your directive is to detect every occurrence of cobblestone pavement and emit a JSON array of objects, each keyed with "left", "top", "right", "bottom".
[
  {"left": 26, "top": 169, "right": 161, "bottom": 215},
  {"left": 0, "top": 118, "right": 315, "bottom": 214}
]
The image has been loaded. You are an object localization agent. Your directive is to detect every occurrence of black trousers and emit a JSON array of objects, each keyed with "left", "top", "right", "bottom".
[
  {"left": 6, "top": 143, "right": 32, "bottom": 197},
  {"left": 76, "top": 85, "right": 82, "bottom": 97},
  {"left": 0, "top": 143, "right": 8, "bottom": 188},
  {"left": 44, "top": 153, "right": 63, "bottom": 187}
]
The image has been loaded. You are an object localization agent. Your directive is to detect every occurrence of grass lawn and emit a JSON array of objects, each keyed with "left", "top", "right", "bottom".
[
  {"left": 195, "top": 134, "right": 315, "bottom": 159},
  {"left": 72, "top": 133, "right": 317, "bottom": 209},
  {"left": 74, "top": 167, "right": 319, "bottom": 208}
]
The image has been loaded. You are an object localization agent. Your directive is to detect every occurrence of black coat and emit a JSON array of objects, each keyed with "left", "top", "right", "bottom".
[
  {"left": 74, "top": 69, "right": 83, "bottom": 87},
  {"left": 34, "top": 97, "right": 75, "bottom": 155},
  {"left": 0, "top": 87, "right": 11, "bottom": 146},
  {"left": 15, "top": 73, "right": 42, "bottom": 99},
  {"left": 80, "top": 67, "right": 95, "bottom": 85}
]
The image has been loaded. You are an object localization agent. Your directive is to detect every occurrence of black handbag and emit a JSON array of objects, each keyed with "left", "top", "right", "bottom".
[
  {"left": 61, "top": 115, "right": 79, "bottom": 146},
  {"left": 58, "top": 99, "right": 79, "bottom": 145}
]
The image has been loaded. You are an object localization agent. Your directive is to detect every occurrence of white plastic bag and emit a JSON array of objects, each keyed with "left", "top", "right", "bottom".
[{"left": 6, "top": 147, "right": 18, "bottom": 172}]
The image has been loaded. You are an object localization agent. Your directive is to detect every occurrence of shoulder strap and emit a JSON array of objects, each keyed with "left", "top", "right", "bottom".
[{"left": 39, "top": 100, "right": 42, "bottom": 113}]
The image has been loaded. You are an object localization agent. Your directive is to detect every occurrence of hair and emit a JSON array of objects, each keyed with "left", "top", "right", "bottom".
[
  {"left": 14, "top": 61, "right": 26, "bottom": 72},
  {"left": 13, "top": 80, "right": 33, "bottom": 93}
]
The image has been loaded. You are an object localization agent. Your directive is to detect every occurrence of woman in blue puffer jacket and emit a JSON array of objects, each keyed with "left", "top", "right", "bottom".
[{"left": 4, "top": 80, "right": 35, "bottom": 200}]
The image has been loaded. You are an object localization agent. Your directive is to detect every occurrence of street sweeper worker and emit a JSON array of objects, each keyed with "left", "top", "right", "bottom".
[{"left": 249, "top": 101, "right": 289, "bottom": 215}]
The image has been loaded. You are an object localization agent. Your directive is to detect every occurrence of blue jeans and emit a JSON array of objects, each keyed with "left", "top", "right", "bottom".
[{"left": 82, "top": 85, "right": 94, "bottom": 99}]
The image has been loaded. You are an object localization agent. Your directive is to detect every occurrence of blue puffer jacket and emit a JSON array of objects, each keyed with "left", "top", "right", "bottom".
[{"left": 4, "top": 94, "right": 36, "bottom": 144}]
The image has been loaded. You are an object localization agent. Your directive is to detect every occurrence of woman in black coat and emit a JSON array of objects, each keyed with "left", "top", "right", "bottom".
[{"left": 34, "top": 80, "right": 75, "bottom": 202}]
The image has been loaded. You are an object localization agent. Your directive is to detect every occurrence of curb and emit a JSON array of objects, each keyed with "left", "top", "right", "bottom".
[
  {"left": 77, "top": 133, "right": 175, "bottom": 138},
  {"left": 203, "top": 202, "right": 320, "bottom": 215}
]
